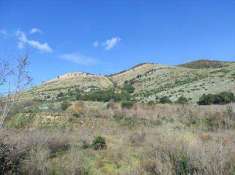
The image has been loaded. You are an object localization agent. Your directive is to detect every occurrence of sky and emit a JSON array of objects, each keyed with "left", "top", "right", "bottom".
[{"left": 0, "top": 0, "right": 235, "bottom": 85}]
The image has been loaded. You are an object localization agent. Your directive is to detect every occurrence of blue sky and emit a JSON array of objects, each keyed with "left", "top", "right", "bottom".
[{"left": 0, "top": 0, "right": 235, "bottom": 85}]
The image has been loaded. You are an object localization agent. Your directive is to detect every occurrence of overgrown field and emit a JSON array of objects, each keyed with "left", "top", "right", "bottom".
[{"left": 1, "top": 99, "right": 235, "bottom": 175}]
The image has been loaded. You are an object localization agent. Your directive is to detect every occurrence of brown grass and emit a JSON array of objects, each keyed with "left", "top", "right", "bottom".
[{"left": 1, "top": 102, "right": 235, "bottom": 174}]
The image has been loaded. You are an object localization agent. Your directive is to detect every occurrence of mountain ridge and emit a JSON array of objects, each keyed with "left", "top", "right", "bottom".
[{"left": 24, "top": 59, "right": 235, "bottom": 103}]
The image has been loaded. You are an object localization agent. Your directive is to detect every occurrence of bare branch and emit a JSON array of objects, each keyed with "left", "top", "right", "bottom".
[{"left": 0, "top": 55, "right": 31, "bottom": 128}]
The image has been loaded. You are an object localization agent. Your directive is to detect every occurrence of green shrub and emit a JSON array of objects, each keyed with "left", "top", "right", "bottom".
[
  {"left": 57, "top": 92, "right": 64, "bottom": 98},
  {"left": 72, "top": 113, "right": 81, "bottom": 118},
  {"left": 7, "top": 114, "right": 34, "bottom": 128},
  {"left": 91, "top": 136, "right": 107, "bottom": 150},
  {"left": 0, "top": 142, "right": 21, "bottom": 174},
  {"left": 176, "top": 96, "right": 188, "bottom": 104},
  {"left": 176, "top": 155, "right": 192, "bottom": 175},
  {"left": 122, "top": 82, "right": 135, "bottom": 94},
  {"left": 159, "top": 96, "right": 172, "bottom": 104},
  {"left": 81, "top": 89, "right": 115, "bottom": 102},
  {"left": 147, "top": 101, "right": 155, "bottom": 105},
  {"left": 61, "top": 101, "right": 70, "bottom": 111},
  {"left": 121, "top": 101, "right": 134, "bottom": 109},
  {"left": 198, "top": 92, "right": 235, "bottom": 105}
]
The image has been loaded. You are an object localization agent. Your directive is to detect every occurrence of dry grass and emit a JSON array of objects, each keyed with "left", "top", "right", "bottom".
[{"left": 1, "top": 102, "right": 235, "bottom": 174}]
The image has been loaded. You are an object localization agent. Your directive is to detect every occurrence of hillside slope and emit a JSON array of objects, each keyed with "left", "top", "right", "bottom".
[
  {"left": 110, "top": 61, "right": 235, "bottom": 103},
  {"left": 24, "top": 60, "right": 235, "bottom": 103},
  {"left": 25, "top": 72, "right": 113, "bottom": 101}
]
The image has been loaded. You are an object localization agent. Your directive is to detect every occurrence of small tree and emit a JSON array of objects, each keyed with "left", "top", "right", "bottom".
[
  {"left": 0, "top": 55, "right": 31, "bottom": 128},
  {"left": 61, "top": 101, "right": 70, "bottom": 111},
  {"left": 159, "top": 96, "right": 172, "bottom": 104},
  {"left": 123, "top": 82, "right": 135, "bottom": 94},
  {"left": 176, "top": 96, "right": 188, "bottom": 104},
  {"left": 91, "top": 136, "right": 107, "bottom": 150}
]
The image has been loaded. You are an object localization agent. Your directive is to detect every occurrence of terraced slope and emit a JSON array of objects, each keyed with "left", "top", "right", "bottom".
[
  {"left": 109, "top": 61, "right": 235, "bottom": 103},
  {"left": 109, "top": 63, "right": 161, "bottom": 85},
  {"left": 23, "top": 60, "right": 235, "bottom": 103},
  {"left": 25, "top": 72, "right": 113, "bottom": 101}
]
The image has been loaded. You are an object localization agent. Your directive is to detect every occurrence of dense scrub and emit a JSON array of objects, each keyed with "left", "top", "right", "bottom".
[
  {"left": 198, "top": 91, "right": 235, "bottom": 105},
  {"left": 2, "top": 99, "right": 235, "bottom": 174},
  {"left": 179, "top": 60, "right": 226, "bottom": 69}
]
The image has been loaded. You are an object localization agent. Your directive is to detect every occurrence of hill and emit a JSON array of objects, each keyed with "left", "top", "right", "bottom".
[
  {"left": 23, "top": 60, "right": 235, "bottom": 103},
  {"left": 178, "top": 59, "right": 228, "bottom": 69},
  {"left": 3, "top": 60, "right": 235, "bottom": 175}
]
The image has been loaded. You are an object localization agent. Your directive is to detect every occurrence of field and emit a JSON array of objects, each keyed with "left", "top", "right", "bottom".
[{"left": 1, "top": 99, "right": 235, "bottom": 175}]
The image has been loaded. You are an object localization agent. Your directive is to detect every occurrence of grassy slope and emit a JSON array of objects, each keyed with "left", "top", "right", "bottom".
[
  {"left": 110, "top": 61, "right": 235, "bottom": 103},
  {"left": 22, "top": 60, "right": 235, "bottom": 103}
]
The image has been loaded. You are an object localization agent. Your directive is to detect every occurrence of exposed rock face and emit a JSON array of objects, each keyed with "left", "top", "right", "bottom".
[{"left": 44, "top": 72, "right": 96, "bottom": 84}]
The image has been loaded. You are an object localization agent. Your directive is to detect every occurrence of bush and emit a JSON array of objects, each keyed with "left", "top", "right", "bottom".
[
  {"left": 159, "top": 96, "right": 172, "bottom": 104},
  {"left": 81, "top": 89, "right": 115, "bottom": 102},
  {"left": 6, "top": 114, "right": 34, "bottom": 128},
  {"left": 61, "top": 101, "right": 70, "bottom": 111},
  {"left": 91, "top": 136, "right": 107, "bottom": 150},
  {"left": 198, "top": 92, "right": 235, "bottom": 105},
  {"left": 176, "top": 96, "right": 188, "bottom": 104},
  {"left": 57, "top": 92, "right": 64, "bottom": 98},
  {"left": 122, "top": 82, "right": 135, "bottom": 94},
  {"left": 0, "top": 142, "right": 20, "bottom": 174},
  {"left": 121, "top": 101, "right": 134, "bottom": 109}
]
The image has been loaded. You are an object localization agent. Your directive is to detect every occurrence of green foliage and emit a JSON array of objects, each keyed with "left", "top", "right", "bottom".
[
  {"left": 159, "top": 96, "right": 172, "bottom": 104},
  {"left": 147, "top": 101, "right": 155, "bottom": 105},
  {"left": 91, "top": 136, "right": 107, "bottom": 150},
  {"left": 176, "top": 96, "right": 188, "bottom": 104},
  {"left": 72, "top": 113, "right": 81, "bottom": 118},
  {"left": 121, "top": 101, "right": 134, "bottom": 109},
  {"left": 176, "top": 156, "right": 192, "bottom": 175},
  {"left": 61, "top": 101, "right": 71, "bottom": 111},
  {"left": 0, "top": 142, "right": 20, "bottom": 174},
  {"left": 7, "top": 114, "right": 34, "bottom": 128},
  {"left": 123, "top": 82, "right": 135, "bottom": 94},
  {"left": 198, "top": 92, "right": 235, "bottom": 105},
  {"left": 79, "top": 86, "right": 134, "bottom": 102},
  {"left": 57, "top": 92, "right": 64, "bottom": 98},
  {"left": 80, "top": 89, "right": 115, "bottom": 102}
]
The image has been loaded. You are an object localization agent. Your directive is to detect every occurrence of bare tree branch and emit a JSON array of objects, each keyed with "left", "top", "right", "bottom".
[{"left": 0, "top": 55, "right": 31, "bottom": 128}]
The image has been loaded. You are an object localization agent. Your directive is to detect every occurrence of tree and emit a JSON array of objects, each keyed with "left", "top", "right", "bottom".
[
  {"left": 0, "top": 55, "right": 31, "bottom": 128},
  {"left": 159, "top": 96, "right": 172, "bottom": 104},
  {"left": 198, "top": 92, "right": 235, "bottom": 105},
  {"left": 122, "top": 82, "right": 135, "bottom": 94},
  {"left": 176, "top": 96, "right": 188, "bottom": 104}
]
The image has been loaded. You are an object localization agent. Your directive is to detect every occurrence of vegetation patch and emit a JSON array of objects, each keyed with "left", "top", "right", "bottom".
[{"left": 198, "top": 91, "right": 235, "bottom": 105}]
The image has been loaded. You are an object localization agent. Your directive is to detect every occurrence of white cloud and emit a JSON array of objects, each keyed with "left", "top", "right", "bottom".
[
  {"left": 30, "top": 28, "right": 42, "bottom": 34},
  {"left": 93, "top": 41, "right": 99, "bottom": 47},
  {"left": 0, "top": 29, "right": 7, "bottom": 36},
  {"left": 103, "top": 37, "right": 121, "bottom": 50},
  {"left": 16, "top": 30, "right": 53, "bottom": 53},
  {"left": 60, "top": 53, "right": 96, "bottom": 66}
]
